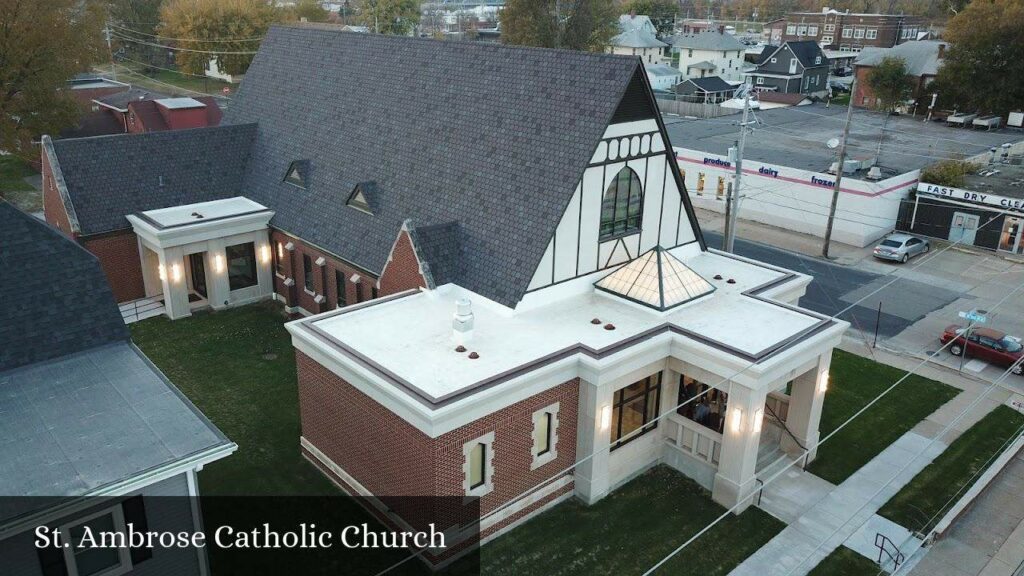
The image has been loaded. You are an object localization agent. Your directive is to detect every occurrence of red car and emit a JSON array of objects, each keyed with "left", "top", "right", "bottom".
[{"left": 940, "top": 325, "right": 1024, "bottom": 375}]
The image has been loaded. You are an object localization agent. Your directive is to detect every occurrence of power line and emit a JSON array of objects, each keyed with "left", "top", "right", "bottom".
[
  {"left": 117, "top": 55, "right": 215, "bottom": 79},
  {"left": 111, "top": 32, "right": 259, "bottom": 55},
  {"left": 108, "top": 64, "right": 232, "bottom": 101},
  {"left": 109, "top": 22, "right": 265, "bottom": 43}
]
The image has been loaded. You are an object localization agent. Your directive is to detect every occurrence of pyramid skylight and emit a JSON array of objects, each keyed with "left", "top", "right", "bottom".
[{"left": 595, "top": 247, "right": 715, "bottom": 311}]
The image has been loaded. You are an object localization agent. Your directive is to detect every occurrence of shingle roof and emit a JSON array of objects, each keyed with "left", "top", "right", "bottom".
[
  {"left": 685, "top": 76, "right": 735, "bottom": 93},
  {"left": 671, "top": 31, "right": 745, "bottom": 51},
  {"left": 854, "top": 41, "right": 947, "bottom": 76},
  {"left": 645, "top": 63, "right": 681, "bottom": 77},
  {"left": 48, "top": 124, "right": 256, "bottom": 235},
  {"left": 221, "top": 26, "right": 645, "bottom": 307},
  {"left": 610, "top": 28, "right": 667, "bottom": 48},
  {"left": 0, "top": 202, "right": 128, "bottom": 372},
  {"left": 96, "top": 87, "right": 170, "bottom": 111},
  {"left": 785, "top": 40, "right": 828, "bottom": 68},
  {"left": 408, "top": 221, "right": 461, "bottom": 288}
]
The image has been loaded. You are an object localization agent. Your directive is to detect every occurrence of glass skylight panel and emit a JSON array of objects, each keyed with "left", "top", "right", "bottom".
[{"left": 595, "top": 247, "right": 714, "bottom": 311}]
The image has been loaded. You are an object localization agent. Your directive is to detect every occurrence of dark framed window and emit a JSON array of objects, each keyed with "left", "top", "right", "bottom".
[
  {"left": 226, "top": 242, "right": 257, "bottom": 291},
  {"left": 468, "top": 443, "right": 486, "bottom": 489},
  {"left": 676, "top": 374, "right": 728, "bottom": 434},
  {"left": 335, "top": 270, "right": 347, "bottom": 308},
  {"left": 303, "top": 254, "right": 314, "bottom": 292},
  {"left": 536, "top": 412, "right": 552, "bottom": 456},
  {"left": 355, "top": 282, "right": 365, "bottom": 303},
  {"left": 610, "top": 373, "right": 662, "bottom": 449},
  {"left": 600, "top": 167, "right": 644, "bottom": 239},
  {"left": 371, "top": 285, "right": 378, "bottom": 299}
]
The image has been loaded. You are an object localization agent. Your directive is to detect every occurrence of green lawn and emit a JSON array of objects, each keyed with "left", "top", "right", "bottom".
[
  {"left": 808, "top": 546, "right": 880, "bottom": 576},
  {"left": 878, "top": 405, "right": 1024, "bottom": 533},
  {"left": 0, "top": 155, "right": 40, "bottom": 212},
  {"left": 132, "top": 304, "right": 784, "bottom": 575},
  {"left": 808, "top": 350, "right": 959, "bottom": 484}
]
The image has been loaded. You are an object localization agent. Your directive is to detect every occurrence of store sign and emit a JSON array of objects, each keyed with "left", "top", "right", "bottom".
[{"left": 917, "top": 183, "right": 1024, "bottom": 213}]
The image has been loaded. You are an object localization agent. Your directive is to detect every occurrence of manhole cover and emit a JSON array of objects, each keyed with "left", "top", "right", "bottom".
[{"left": 261, "top": 353, "right": 278, "bottom": 361}]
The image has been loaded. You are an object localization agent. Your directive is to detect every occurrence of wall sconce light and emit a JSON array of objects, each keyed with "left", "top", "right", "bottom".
[
  {"left": 170, "top": 263, "right": 182, "bottom": 283},
  {"left": 600, "top": 405, "right": 612, "bottom": 431},
  {"left": 819, "top": 372, "right": 829, "bottom": 393},
  {"left": 214, "top": 254, "right": 225, "bottom": 274},
  {"left": 753, "top": 408, "right": 764, "bottom": 434},
  {"left": 731, "top": 407, "right": 744, "bottom": 433},
  {"left": 158, "top": 264, "right": 167, "bottom": 281},
  {"left": 276, "top": 242, "right": 284, "bottom": 260},
  {"left": 260, "top": 245, "right": 271, "bottom": 264}
]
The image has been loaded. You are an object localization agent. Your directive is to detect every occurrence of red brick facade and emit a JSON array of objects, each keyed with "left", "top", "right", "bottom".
[
  {"left": 379, "top": 230, "right": 427, "bottom": 296},
  {"left": 269, "top": 230, "right": 379, "bottom": 315},
  {"left": 297, "top": 351, "right": 579, "bottom": 552},
  {"left": 82, "top": 232, "right": 146, "bottom": 303},
  {"left": 42, "top": 150, "right": 74, "bottom": 237}
]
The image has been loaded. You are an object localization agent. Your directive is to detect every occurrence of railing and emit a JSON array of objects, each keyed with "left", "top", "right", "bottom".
[
  {"left": 875, "top": 533, "right": 905, "bottom": 571},
  {"left": 765, "top": 391, "right": 791, "bottom": 422},
  {"left": 664, "top": 413, "right": 722, "bottom": 467}
]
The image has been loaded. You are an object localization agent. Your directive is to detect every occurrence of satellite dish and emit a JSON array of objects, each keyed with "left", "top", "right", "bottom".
[{"left": 826, "top": 138, "right": 840, "bottom": 149}]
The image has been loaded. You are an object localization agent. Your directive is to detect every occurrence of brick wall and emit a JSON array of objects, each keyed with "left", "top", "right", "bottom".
[
  {"left": 269, "top": 230, "right": 382, "bottom": 314},
  {"left": 82, "top": 231, "right": 145, "bottom": 303},
  {"left": 379, "top": 230, "right": 427, "bottom": 296},
  {"left": 297, "top": 351, "right": 580, "bottom": 545},
  {"left": 41, "top": 150, "right": 74, "bottom": 237}
]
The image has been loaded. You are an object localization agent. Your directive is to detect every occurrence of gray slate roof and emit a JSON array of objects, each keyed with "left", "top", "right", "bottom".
[
  {"left": 409, "top": 221, "right": 461, "bottom": 288},
  {"left": 784, "top": 41, "right": 828, "bottom": 68},
  {"left": 671, "top": 31, "right": 745, "bottom": 51},
  {"left": 0, "top": 202, "right": 127, "bottom": 372},
  {"left": 49, "top": 124, "right": 257, "bottom": 235},
  {"left": 222, "top": 26, "right": 645, "bottom": 307},
  {"left": 855, "top": 40, "right": 947, "bottom": 76},
  {"left": 95, "top": 87, "right": 171, "bottom": 111},
  {"left": 684, "top": 76, "right": 735, "bottom": 93},
  {"left": 610, "top": 28, "right": 667, "bottom": 48}
]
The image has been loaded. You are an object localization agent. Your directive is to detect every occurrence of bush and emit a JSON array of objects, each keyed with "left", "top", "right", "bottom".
[{"left": 920, "top": 160, "right": 978, "bottom": 188}]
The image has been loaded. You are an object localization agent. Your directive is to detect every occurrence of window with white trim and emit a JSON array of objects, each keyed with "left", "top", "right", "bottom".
[
  {"left": 756, "top": 76, "right": 764, "bottom": 85},
  {"left": 463, "top": 432, "right": 495, "bottom": 497},
  {"left": 808, "top": 25, "right": 818, "bottom": 36},
  {"left": 60, "top": 507, "right": 132, "bottom": 576},
  {"left": 853, "top": 28, "right": 865, "bottom": 39},
  {"left": 796, "top": 25, "right": 807, "bottom": 36},
  {"left": 822, "top": 35, "right": 833, "bottom": 44},
  {"left": 786, "top": 25, "right": 796, "bottom": 35},
  {"left": 842, "top": 28, "right": 853, "bottom": 38},
  {"left": 866, "top": 28, "right": 877, "bottom": 39},
  {"left": 531, "top": 403, "right": 560, "bottom": 469},
  {"left": 824, "top": 23, "right": 835, "bottom": 32}
]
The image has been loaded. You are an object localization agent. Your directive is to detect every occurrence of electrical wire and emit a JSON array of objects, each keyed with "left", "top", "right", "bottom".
[
  {"left": 109, "top": 22, "right": 265, "bottom": 43},
  {"left": 111, "top": 32, "right": 259, "bottom": 55}
]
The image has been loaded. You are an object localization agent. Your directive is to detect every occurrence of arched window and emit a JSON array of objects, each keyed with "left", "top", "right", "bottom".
[{"left": 600, "top": 167, "right": 643, "bottom": 239}]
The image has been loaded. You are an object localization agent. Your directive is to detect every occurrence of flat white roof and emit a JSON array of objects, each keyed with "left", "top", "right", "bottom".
[
  {"left": 139, "top": 197, "right": 268, "bottom": 229},
  {"left": 297, "top": 249, "right": 830, "bottom": 406},
  {"left": 155, "top": 97, "right": 206, "bottom": 109}
]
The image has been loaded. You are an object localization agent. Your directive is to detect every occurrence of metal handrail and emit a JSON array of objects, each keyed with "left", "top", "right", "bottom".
[
  {"left": 754, "top": 477, "right": 764, "bottom": 507},
  {"left": 763, "top": 402, "right": 808, "bottom": 453},
  {"left": 875, "top": 533, "right": 905, "bottom": 569}
]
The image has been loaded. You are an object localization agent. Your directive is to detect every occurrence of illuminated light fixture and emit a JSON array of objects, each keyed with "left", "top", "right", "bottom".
[
  {"left": 819, "top": 372, "right": 829, "bottom": 393},
  {"left": 731, "top": 407, "right": 744, "bottom": 433},
  {"left": 158, "top": 264, "right": 167, "bottom": 281},
  {"left": 276, "top": 242, "right": 284, "bottom": 260},
  {"left": 600, "top": 405, "right": 612, "bottom": 431},
  {"left": 214, "top": 254, "right": 225, "bottom": 273},
  {"left": 170, "top": 263, "right": 182, "bottom": 283},
  {"left": 260, "top": 244, "right": 272, "bottom": 264},
  {"left": 753, "top": 409, "right": 764, "bottom": 434}
]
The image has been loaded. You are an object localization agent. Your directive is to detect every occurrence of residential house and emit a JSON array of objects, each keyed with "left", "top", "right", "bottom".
[
  {"left": 765, "top": 8, "right": 927, "bottom": 53},
  {"left": 0, "top": 201, "right": 235, "bottom": 576},
  {"left": 671, "top": 29, "right": 747, "bottom": 83},
  {"left": 62, "top": 87, "right": 222, "bottom": 139},
  {"left": 747, "top": 41, "right": 830, "bottom": 97},
  {"left": 675, "top": 76, "right": 737, "bottom": 103},
  {"left": 609, "top": 14, "right": 667, "bottom": 64},
  {"left": 853, "top": 40, "right": 948, "bottom": 110},
  {"left": 645, "top": 63, "right": 682, "bottom": 91},
  {"left": 41, "top": 27, "right": 847, "bottom": 566}
]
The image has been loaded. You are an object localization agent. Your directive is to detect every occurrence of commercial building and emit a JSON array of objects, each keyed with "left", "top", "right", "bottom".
[
  {"left": 765, "top": 8, "right": 928, "bottom": 52},
  {"left": 666, "top": 104, "right": 1021, "bottom": 247},
  {"left": 41, "top": 26, "right": 848, "bottom": 566}
]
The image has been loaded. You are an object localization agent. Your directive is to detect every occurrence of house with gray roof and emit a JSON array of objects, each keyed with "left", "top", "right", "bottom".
[
  {"left": 671, "top": 30, "right": 747, "bottom": 83},
  {"left": 852, "top": 40, "right": 948, "bottom": 110},
  {"left": 746, "top": 40, "right": 829, "bottom": 97},
  {"left": 609, "top": 14, "right": 668, "bottom": 65},
  {"left": 39, "top": 27, "right": 848, "bottom": 565},
  {"left": 0, "top": 201, "right": 234, "bottom": 576}
]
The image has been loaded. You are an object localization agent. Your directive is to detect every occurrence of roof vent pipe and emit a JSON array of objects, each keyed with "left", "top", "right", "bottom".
[{"left": 452, "top": 298, "right": 474, "bottom": 345}]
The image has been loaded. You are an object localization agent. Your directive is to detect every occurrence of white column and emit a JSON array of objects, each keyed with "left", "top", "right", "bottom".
[
  {"left": 574, "top": 380, "right": 613, "bottom": 505},
  {"left": 712, "top": 383, "right": 767, "bottom": 513},
  {"left": 161, "top": 248, "right": 191, "bottom": 320},
  {"left": 206, "top": 239, "right": 230, "bottom": 310},
  {"left": 781, "top": 353, "right": 831, "bottom": 464}
]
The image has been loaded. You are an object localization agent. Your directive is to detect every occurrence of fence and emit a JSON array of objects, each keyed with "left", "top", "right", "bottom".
[{"left": 654, "top": 94, "right": 741, "bottom": 119}]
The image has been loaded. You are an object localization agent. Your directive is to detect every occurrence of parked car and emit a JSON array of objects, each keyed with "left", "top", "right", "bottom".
[
  {"left": 872, "top": 234, "right": 930, "bottom": 263},
  {"left": 833, "top": 66, "right": 853, "bottom": 77},
  {"left": 940, "top": 325, "right": 1024, "bottom": 374},
  {"left": 828, "top": 79, "right": 851, "bottom": 93}
]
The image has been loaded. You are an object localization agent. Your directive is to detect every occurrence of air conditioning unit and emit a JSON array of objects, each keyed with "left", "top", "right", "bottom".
[{"left": 866, "top": 166, "right": 883, "bottom": 180}]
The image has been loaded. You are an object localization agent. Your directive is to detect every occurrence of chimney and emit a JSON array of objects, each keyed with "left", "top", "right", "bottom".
[
  {"left": 937, "top": 43, "right": 945, "bottom": 58},
  {"left": 452, "top": 298, "right": 474, "bottom": 345},
  {"left": 718, "top": 24, "right": 725, "bottom": 34}
]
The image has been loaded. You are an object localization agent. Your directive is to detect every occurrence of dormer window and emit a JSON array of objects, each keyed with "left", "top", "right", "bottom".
[
  {"left": 346, "top": 182, "right": 376, "bottom": 214},
  {"left": 284, "top": 161, "right": 308, "bottom": 189}
]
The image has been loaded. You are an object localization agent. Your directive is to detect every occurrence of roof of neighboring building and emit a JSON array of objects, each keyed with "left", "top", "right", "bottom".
[
  {"left": 958, "top": 160, "right": 1024, "bottom": 200},
  {"left": 854, "top": 40, "right": 948, "bottom": 76},
  {"left": 610, "top": 28, "right": 666, "bottom": 48},
  {"left": 47, "top": 124, "right": 256, "bottom": 236},
  {"left": 755, "top": 92, "right": 812, "bottom": 105},
  {"left": 779, "top": 40, "right": 828, "bottom": 68},
  {"left": 754, "top": 44, "right": 779, "bottom": 65},
  {"left": 645, "top": 63, "right": 681, "bottom": 77},
  {"left": 619, "top": 14, "right": 656, "bottom": 33},
  {"left": 665, "top": 103, "right": 1020, "bottom": 178},
  {"left": 671, "top": 30, "right": 746, "bottom": 51},
  {"left": 0, "top": 203, "right": 232, "bottom": 518},
  {"left": 59, "top": 109, "right": 126, "bottom": 139},
  {"left": 95, "top": 88, "right": 171, "bottom": 111},
  {"left": 128, "top": 96, "right": 223, "bottom": 131},
  {"left": 683, "top": 76, "right": 735, "bottom": 93},
  {"left": 688, "top": 60, "right": 717, "bottom": 70},
  {"left": 0, "top": 202, "right": 128, "bottom": 372}
]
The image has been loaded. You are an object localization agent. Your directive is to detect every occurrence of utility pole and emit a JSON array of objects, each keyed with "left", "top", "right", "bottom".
[
  {"left": 104, "top": 25, "right": 116, "bottom": 81},
  {"left": 822, "top": 76, "right": 856, "bottom": 260},
  {"left": 723, "top": 89, "right": 751, "bottom": 253}
]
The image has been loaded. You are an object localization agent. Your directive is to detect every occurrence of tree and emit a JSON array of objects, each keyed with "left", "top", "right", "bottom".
[
  {"left": 109, "top": 0, "right": 165, "bottom": 66},
  {"left": 352, "top": 0, "right": 421, "bottom": 35},
  {"left": 936, "top": 0, "right": 1024, "bottom": 117},
  {"left": 500, "top": 0, "right": 616, "bottom": 51},
  {"left": 920, "top": 160, "right": 978, "bottom": 188},
  {"left": 621, "top": 0, "right": 677, "bottom": 37},
  {"left": 160, "top": 0, "right": 278, "bottom": 76},
  {"left": 0, "top": 0, "right": 105, "bottom": 157},
  {"left": 288, "top": 0, "right": 331, "bottom": 23},
  {"left": 865, "top": 56, "right": 913, "bottom": 112}
]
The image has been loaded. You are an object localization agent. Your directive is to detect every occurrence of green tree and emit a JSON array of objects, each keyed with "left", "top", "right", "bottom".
[
  {"left": 109, "top": 0, "right": 165, "bottom": 66},
  {"left": 288, "top": 0, "right": 331, "bottom": 23},
  {"left": 621, "top": 0, "right": 678, "bottom": 37},
  {"left": 936, "top": 0, "right": 1024, "bottom": 117},
  {"left": 0, "top": 0, "right": 105, "bottom": 157},
  {"left": 500, "top": 0, "right": 616, "bottom": 51},
  {"left": 353, "top": 0, "right": 421, "bottom": 35},
  {"left": 920, "top": 160, "right": 978, "bottom": 188},
  {"left": 865, "top": 56, "right": 913, "bottom": 112},
  {"left": 160, "top": 0, "right": 278, "bottom": 76}
]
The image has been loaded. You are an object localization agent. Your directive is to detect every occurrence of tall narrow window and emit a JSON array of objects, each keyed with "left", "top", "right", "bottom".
[
  {"left": 335, "top": 270, "right": 346, "bottom": 308},
  {"left": 274, "top": 242, "right": 285, "bottom": 276},
  {"left": 531, "top": 402, "right": 560, "bottom": 469},
  {"left": 610, "top": 373, "right": 662, "bottom": 449},
  {"left": 226, "top": 242, "right": 257, "bottom": 291},
  {"left": 536, "top": 413, "right": 552, "bottom": 455},
  {"left": 468, "top": 443, "right": 485, "bottom": 489},
  {"left": 463, "top": 432, "right": 494, "bottom": 496},
  {"left": 599, "top": 167, "right": 644, "bottom": 239},
  {"left": 303, "top": 254, "right": 314, "bottom": 292}
]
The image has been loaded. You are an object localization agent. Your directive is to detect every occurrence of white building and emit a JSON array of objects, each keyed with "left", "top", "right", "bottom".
[
  {"left": 609, "top": 14, "right": 667, "bottom": 65},
  {"left": 671, "top": 29, "right": 748, "bottom": 83}
]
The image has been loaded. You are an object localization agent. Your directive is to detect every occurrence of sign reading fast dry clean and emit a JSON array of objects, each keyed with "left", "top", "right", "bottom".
[{"left": 917, "top": 182, "right": 1024, "bottom": 213}]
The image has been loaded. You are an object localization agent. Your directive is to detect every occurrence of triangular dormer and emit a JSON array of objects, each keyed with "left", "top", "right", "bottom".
[
  {"left": 284, "top": 160, "right": 309, "bottom": 188},
  {"left": 346, "top": 181, "right": 376, "bottom": 214}
]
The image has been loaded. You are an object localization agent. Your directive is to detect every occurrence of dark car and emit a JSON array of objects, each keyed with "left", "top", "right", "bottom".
[{"left": 940, "top": 325, "right": 1024, "bottom": 374}]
